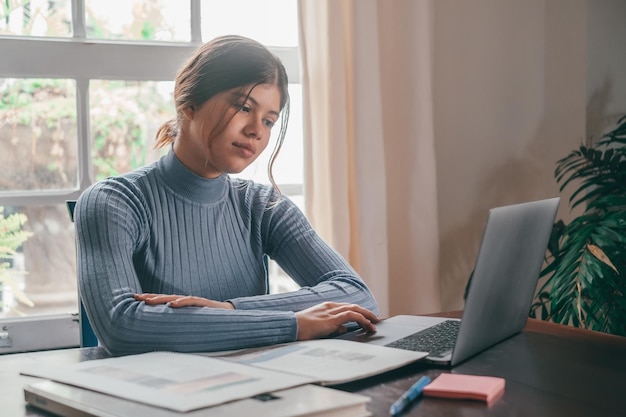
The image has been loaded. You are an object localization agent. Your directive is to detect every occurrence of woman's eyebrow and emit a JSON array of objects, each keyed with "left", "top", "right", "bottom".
[{"left": 230, "top": 92, "right": 280, "bottom": 117}]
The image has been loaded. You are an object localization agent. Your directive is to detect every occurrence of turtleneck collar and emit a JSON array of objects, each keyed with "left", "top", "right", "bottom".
[{"left": 156, "top": 148, "right": 228, "bottom": 204}]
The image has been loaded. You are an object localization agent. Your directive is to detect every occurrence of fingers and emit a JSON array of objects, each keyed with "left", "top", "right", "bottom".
[
  {"left": 296, "top": 302, "right": 380, "bottom": 340},
  {"left": 167, "top": 297, "right": 234, "bottom": 309},
  {"left": 316, "top": 301, "right": 380, "bottom": 326},
  {"left": 336, "top": 309, "right": 378, "bottom": 333},
  {"left": 134, "top": 293, "right": 234, "bottom": 309},
  {"left": 332, "top": 303, "right": 381, "bottom": 325},
  {"left": 167, "top": 296, "right": 213, "bottom": 308},
  {"left": 134, "top": 293, "right": 200, "bottom": 305},
  {"left": 134, "top": 293, "right": 181, "bottom": 305}
]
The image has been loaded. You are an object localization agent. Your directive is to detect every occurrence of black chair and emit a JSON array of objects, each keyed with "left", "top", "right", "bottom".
[{"left": 66, "top": 200, "right": 98, "bottom": 348}]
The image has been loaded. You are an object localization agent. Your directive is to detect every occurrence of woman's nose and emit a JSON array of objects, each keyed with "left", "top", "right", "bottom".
[{"left": 244, "top": 118, "right": 263, "bottom": 139}]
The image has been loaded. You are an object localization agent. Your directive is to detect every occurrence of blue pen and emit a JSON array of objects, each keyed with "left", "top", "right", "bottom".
[{"left": 389, "top": 375, "right": 431, "bottom": 416}]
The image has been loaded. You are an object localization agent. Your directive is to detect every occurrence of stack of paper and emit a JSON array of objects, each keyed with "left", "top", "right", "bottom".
[
  {"left": 21, "top": 339, "right": 428, "bottom": 417},
  {"left": 25, "top": 379, "right": 371, "bottom": 417}
]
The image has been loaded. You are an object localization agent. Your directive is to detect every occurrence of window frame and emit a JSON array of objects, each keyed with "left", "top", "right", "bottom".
[{"left": 0, "top": 0, "right": 301, "bottom": 353}]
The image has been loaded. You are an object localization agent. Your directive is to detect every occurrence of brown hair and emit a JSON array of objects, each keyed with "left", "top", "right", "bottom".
[{"left": 155, "top": 35, "right": 290, "bottom": 191}]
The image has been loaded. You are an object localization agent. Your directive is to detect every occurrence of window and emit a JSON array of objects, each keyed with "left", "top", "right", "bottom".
[
  {"left": 0, "top": 0, "right": 302, "bottom": 352},
  {"left": 1, "top": 0, "right": 72, "bottom": 37}
]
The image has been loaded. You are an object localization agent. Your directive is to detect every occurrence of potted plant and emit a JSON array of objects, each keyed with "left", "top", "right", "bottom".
[
  {"left": 0, "top": 207, "right": 34, "bottom": 313},
  {"left": 531, "top": 115, "right": 626, "bottom": 336}
]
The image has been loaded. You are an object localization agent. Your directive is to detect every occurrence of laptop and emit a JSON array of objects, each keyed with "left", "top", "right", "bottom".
[{"left": 339, "top": 197, "right": 560, "bottom": 367}]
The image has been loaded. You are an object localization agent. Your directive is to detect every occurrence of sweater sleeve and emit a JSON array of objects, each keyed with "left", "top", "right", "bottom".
[
  {"left": 75, "top": 180, "right": 298, "bottom": 356},
  {"left": 229, "top": 193, "right": 380, "bottom": 316}
]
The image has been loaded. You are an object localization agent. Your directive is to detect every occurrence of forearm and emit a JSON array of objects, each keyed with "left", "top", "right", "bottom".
[
  {"left": 83, "top": 288, "right": 298, "bottom": 355},
  {"left": 251, "top": 193, "right": 381, "bottom": 316},
  {"left": 230, "top": 274, "right": 380, "bottom": 315}
]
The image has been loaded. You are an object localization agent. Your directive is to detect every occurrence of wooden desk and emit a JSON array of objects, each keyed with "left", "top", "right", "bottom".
[
  {"left": 2, "top": 317, "right": 626, "bottom": 417},
  {"left": 340, "top": 315, "right": 626, "bottom": 416}
]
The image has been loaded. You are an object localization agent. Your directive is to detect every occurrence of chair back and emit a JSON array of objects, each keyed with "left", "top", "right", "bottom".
[{"left": 66, "top": 200, "right": 98, "bottom": 348}]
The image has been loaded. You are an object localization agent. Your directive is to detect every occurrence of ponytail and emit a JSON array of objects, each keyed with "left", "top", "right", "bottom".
[{"left": 154, "top": 119, "right": 178, "bottom": 149}]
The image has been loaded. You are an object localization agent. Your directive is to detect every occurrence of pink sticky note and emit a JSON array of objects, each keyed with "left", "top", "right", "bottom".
[{"left": 422, "top": 373, "right": 505, "bottom": 404}]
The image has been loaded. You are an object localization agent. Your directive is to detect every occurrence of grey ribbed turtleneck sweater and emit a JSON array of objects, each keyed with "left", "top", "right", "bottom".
[{"left": 75, "top": 149, "right": 379, "bottom": 355}]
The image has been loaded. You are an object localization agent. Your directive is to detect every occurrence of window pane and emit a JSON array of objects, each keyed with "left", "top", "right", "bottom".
[
  {"left": 235, "top": 84, "right": 303, "bottom": 186},
  {"left": 201, "top": 0, "right": 298, "bottom": 47},
  {"left": 90, "top": 80, "right": 173, "bottom": 179},
  {"left": 85, "top": 0, "right": 190, "bottom": 41},
  {"left": 0, "top": 204, "right": 77, "bottom": 319},
  {"left": 0, "top": 0, "right": 72, "bottom": 37},
  {"left": 0, "top": 78, "right": 78, "bottom": 192}
]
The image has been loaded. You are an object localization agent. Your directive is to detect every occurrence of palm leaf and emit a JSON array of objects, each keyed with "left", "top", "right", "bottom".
[{"left": 533, "top": 115, "right": 626, "bottom": 334}]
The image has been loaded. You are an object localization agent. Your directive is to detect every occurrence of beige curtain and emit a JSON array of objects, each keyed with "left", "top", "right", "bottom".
[{"left": 298, "top": 0, "right": 441, "bottom": 316}]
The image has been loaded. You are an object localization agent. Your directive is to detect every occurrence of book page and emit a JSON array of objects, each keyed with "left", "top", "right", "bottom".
[{"left": 214, "top": 339, "right": 428, "bottom": 385}]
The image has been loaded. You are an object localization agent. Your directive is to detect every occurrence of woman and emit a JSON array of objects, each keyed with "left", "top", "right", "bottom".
[{"left": 75, "top": 35, "right": 379, "bottom": 355}]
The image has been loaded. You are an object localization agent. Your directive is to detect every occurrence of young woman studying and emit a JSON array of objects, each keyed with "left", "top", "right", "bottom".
[{"left": 74, "top": 35, "right": 380, "bottom": 355}]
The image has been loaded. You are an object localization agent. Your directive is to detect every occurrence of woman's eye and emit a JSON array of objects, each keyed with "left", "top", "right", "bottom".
[
  {"left": 238, "top": 104, "right": 251, "bottom": 113},
  {"left": 264, "top": 119, "right": 275, "bottom": 128}
]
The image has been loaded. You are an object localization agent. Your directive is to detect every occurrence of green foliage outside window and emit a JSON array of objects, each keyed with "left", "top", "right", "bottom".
[
  {"left": 0, "top": 78, "right": 172, "bottom": 187},
  {"left": 0, "top": 0, "right": 71, "bottom": 37},
  {"left": 0, "top": 207, "right": 33, "bottom": 311},
  {"left": 0, "top": 78, "right": 77, "bottom": 190},
  {"left": 90, "top": 80, "right": 171, "bottom": 180}
]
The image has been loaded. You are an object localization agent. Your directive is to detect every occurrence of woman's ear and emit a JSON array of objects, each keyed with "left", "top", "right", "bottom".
[{"left": 182, "top": 106, "right": 194, "bottom": 120}]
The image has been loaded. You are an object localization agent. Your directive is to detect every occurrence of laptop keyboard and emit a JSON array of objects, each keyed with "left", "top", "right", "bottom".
[{"left": 385, "top": 320, "right": 461, "bottom": 357}]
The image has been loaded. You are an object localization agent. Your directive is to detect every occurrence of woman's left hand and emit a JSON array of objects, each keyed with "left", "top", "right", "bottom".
[
  {"left": 134, "top": 293, "right": 235, "bottom": 309},
  {"left": 295, "top": 301, "right": 379, "bottom": 340}
]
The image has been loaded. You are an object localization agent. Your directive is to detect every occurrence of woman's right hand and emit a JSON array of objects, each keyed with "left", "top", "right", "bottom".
[
  {"left": 134, "top": 293, "right": 235, "bottom": 309},
  {"left": 295, "top": 301, "right": 380, "bottom": 340}
]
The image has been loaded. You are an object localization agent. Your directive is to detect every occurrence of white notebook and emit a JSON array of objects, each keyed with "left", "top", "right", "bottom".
[{"left": 24, "top": 379, "right": 371, "bottom": 417}]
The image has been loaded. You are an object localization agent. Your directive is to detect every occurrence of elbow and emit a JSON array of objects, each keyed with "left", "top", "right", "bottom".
[
  {"left": 90, "top": 318, "right": 147, "bottom": 356},
  {"left": 86, "top": 297, "right": 154, "bottom": 355}
]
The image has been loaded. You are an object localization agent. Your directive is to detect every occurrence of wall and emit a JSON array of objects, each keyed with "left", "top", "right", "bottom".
[
  {"left": 432, "top": 0, "right": 588, "bottom": 310},
  {"left": 586, "top": 0, "right": 626, "bottom": 139}
]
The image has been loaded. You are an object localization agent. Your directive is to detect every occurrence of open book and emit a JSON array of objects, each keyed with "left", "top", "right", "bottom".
[
  {"left": 21, "top": 339, "right": 426, "bottom": 412},
  {"left": 209, "top": 338, "right": 427, "bottom": 385}
]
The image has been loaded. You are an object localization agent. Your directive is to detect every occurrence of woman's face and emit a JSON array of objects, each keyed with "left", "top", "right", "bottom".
[{"left": 175, "top": 83, "right": 282, "bottom": 178}]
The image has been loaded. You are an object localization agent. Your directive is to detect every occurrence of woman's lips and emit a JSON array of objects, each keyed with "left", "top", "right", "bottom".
[{"left": 232, "top": 142, "right": 256, "bottom": 158}]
